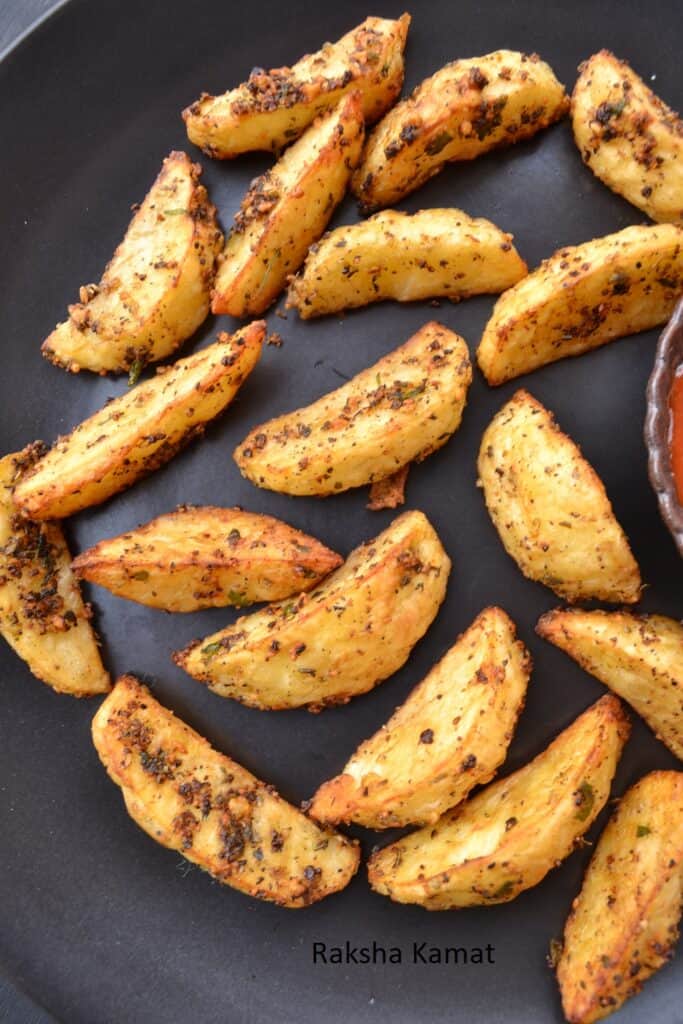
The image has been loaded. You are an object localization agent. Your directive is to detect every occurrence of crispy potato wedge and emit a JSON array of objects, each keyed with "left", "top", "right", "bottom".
[
  {"left": 286, "top": 208, "right": 527, "bottom": 318},
  {"left": 183, "top": 14, "right": 410, "bottom": 158},
  {"left": 367, "top": 694, "right": 630, "bottom": 909},
  {"left": 572, "top": 50, "right": 683, "bottom": 225},
  {"left": 0, "top": 445, "right": 109, "bottom": 696},
  {"left": 478, "top": 390, "right": 641, "bottom": 603},
  {"left": 309, "top": 606, "right": 531, "bottom": 829},
  {"left": 367, "top": 464, "right": 410, "bottom": 511},
  {"left": 14, "top": 323, "right": 265, "bottom": 521},
  {"left": 352, "top": 50, "right": 569, "bottom": 212},
  {"left": 211, "top": 92, "right": 364, "bottom": 318},
  {"left": 42, "top": 152, "right": 222, "bottom": 375},
  {"left": 174, "top": 510, "right": 450, "bottom": 711},
  {"left": 537, "top": 609, "right": 683, "bottom": 761},
  {"left": 477, "top": 223, "right": 683, "bottom": 385},
  {"left": 557, "top": 771, "right": 683, "bottom": 1024},
  {"left": 235, "top": 322, "right": 471, "bottom": 497},
  {"left": 72, "top": 505, "right": 342, "bottom": 612},
  {"left": 92, "top": 675, "right": 359, "bottom": 907}
]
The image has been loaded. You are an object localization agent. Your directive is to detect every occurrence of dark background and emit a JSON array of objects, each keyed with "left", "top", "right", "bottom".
[{"left": 1, "top": 1, "right": 682, "bottom": 1021}]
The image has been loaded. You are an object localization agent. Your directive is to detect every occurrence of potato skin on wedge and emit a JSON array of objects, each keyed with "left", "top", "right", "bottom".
[
  {"left": 42, "top": 152, "right": 222, "bottom": 375},
  {"left": 477, "top": 223, "right": 683, "bottom": 385},
  {"left": 0, "top": 445, "right": 109, "bottom": 696},
  {"left": 235, "top": 322, "right": 471, "bottom": 497},
  {"left": 72, "top": 506, "right": 342, "bottom": 612},
  {"left": 14, "top": 322, "right": 265, "bottom": 521},
  {"left": 557, "top": 771, "right": 683, "bottom": 1024},
  {"left": 286, "top": 209, "right": 527, "bottom": 318},
  {"left": 92, "top": 675, "right": 359, "bottom": 907},
  {"left": 309, "top": 606, "right": 530, "bottom": 829},
  {"left": 572, "top": 50, "right": 683, "bottom": 225},
  {"left": 211, "top": 92, "right": 364, "bottom": 318},
  {"left": 368, "top": 694, "right": 630, "bottom": 909},
  {"left": 537, "top": 609, "right": 683, "bottom": 761},
  {"left": 478, "top": 390, "right": 641, "bottom": 604},
  {"left": 353, "top": 50, "right": 569, "bottom": 212},
  {"left": 174, "top": 510, "right": 450, "bottom": 711},
  {"left": 183, "top": 14, "right": 410, "bottom": 158}
]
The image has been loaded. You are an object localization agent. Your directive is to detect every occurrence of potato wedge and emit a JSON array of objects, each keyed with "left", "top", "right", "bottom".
[
  {"left": 352, "top": 50, "right": 569, "bottom": 212},
  {"left": 478, "top": 390, "right": 641, "bottom": 603},
  {"left": 14, "top": 323, "right": 265, "bottom": 521},
  {"left": 367, "top": 694, "right": 629, "bottom": 909},
  {"left": 557, "top": 771, "right": 683, "bottom": 1024},
  {"left": 285, "top": 209, "right": 527, "bottom": 318},
  {"left": 0, "top": 445, "right": 109, "bottom": 696},
  {"left": 309, "top": 606, "right": 531, "bottom": 829},
  {"left": 572, "top": 50, "right": 683, "bottom": 225},
  {"left": 174, "top": 510, "right": 450, "bottom": 711},
  {"left": 183, "top": 14, "right": 410, "bottom": 158},
  {"left": 235, "top": 322, "right": 471, "bottom": 497},
  {"left": 477, "top": 223, "right": 683, "bottom": 385},
  {"left": 41, "top": 152, "right": 222, "bottom": 375},
  {"left": 211, "top": 92, "right": 364, "bottom": 318},
  {"left": 72, "top": 506, "right": 342, "bottom": 612},
  {"left": 537, "top": 609, "right": 683, "bottom": 761},
  {"left": 92, "top": 675, "right": 359, "bottom": 907}
]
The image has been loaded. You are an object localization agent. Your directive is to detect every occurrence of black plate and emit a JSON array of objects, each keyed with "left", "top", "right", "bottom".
[{"left": 1, "top": 1, "right": 681, "bottom": 1021}]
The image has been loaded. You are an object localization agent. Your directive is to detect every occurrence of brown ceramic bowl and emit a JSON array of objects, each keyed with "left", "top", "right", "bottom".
[{"left": 645, "top": 296, "right": 683, "bottom": 555}]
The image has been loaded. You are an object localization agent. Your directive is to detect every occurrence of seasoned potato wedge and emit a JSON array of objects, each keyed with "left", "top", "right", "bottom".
[
  {"left": 0, "top": 445, "right": 109, "bottom": 696},
  {"left": 309, "top": 606, "right": 531, "bottom": 829},
  {"left": 174, "top": 510, "right": 450, "bottom": 711},
  {"left": 92, "top": 675, "right": 359, "bottom": 907},
  {"left": 368, "top": 694, "right": 629, "bottom": 909},
  {"left": 72, "top": 506, "right": 342, "bottom": 612},
  {"left": 14, "top": 323, "right": 265, "bottom": 521},
  {"left": 286, "top": 209, "right": 527, "bottom": 318},
  {"left": 235, "top": 322, "right": 471, "bottom": 497},
  {"left": 572, "top": 50, "right": 683, "bottom": 225},
  {"left": 478, "top": 390, "right": 641, "bottom": 603},
  {"left": 211, "top": 92, "right": 364, "bottom": 318},
  {"left": 42, "top": 152, "right": 222, "bottom": 375},
  {"left": 183, "top": 14, "right": 410, "bottom": 158},
  {"left": 352, "top": 50, "right": 569, "bottom": 211},
  {"left": 557, "top": 771, "right": 683, "bottom": 1023},
  {"left": 537, "top": 609, "right": 683, "bottom": 761},
  {"left": 477, "top": 223, "right": 683, "bottom": 385}
]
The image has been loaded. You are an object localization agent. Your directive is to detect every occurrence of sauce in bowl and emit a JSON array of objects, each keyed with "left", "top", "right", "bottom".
[
  {"left": 670, "top": 369, "right": 683, "bottom": 505},
  {"left": 645, "top": 296, "right": 683, "bottom": 556}
]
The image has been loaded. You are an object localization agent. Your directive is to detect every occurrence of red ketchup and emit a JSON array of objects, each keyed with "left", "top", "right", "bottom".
[{"left": 670, "top": 370, "right": 683, "bottom": 505}]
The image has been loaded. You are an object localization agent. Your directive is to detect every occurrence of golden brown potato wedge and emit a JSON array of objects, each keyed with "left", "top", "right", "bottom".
[
  {"left": 367, "top": 694, "right": 630, "bottom": 909},
  {"left": 72, "top": 505, "right": 342, "bottom": 612},
  {"left": 477, "top": 223, "right": 683, "bottom": 385},
  {"left": 478, "top": 390, "right": 641, "bottom": 604},
  {"left": 309, "top": 606, "right": 531, "bottom": 829},
  {"left": 367, "top": 465, "right": 410, "bottom": 511},
  {"left": 14, "top": 323, "right": 265, "bottom": 521},
  {"left": 42, "top": 152, "right": 222, "bottom": 375},
  {"left": 183, "top": 14, "right": 410, "bottom": 158},
  {"left": 537, "top": 609, "right": 683, "bottom": 761},
  {"left": 211, "top": 92, "right": 364, "bottom": 318},
  {"left": 174, "top": 510, "right": 450, "bottom": 711},
  {"left": 285, "top": 208, "right": 527, "bottom": 318},
  {"left": 572, "top": 50, "right": 683, "bottom": 225},
  {"left": 0, "top": 445, "right": 109, "bottom": 696},
  {"left": 235, "top": 322, "right": 471, "bottom": 497},
  {"left": 92, "top": 675, "right": 359, "bottom": 907},
  {"left": 352, "top": 50, "right": 569, "bottom": 211},
  {"left": 557, "top": 771, "right": 683, "bottom": 1024}
]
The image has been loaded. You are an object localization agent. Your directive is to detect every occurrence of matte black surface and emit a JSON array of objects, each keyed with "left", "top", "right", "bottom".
[{"left": 0, "top": 1, "right": 682, "bottom": 1022}]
